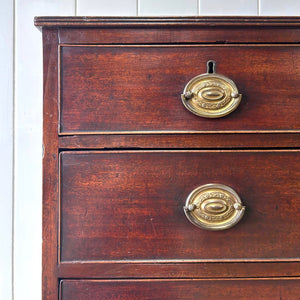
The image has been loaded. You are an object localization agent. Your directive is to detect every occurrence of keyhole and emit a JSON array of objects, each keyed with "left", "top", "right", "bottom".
[{"left": 207, "top": 60, "right": 216, "bottom": 74}]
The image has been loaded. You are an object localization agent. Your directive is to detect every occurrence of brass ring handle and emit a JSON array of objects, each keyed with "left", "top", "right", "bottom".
[
  {"left": 181, "top": 60, "right": 242, "bottom": 118},
  {"left": 183, "top": 183, "right": 245, "bottom": 231}
]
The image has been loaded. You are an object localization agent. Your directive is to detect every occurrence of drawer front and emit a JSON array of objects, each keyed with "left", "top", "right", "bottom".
[
  {"left": 60, "top": 279, "right": 300, "bottom": 300},
  {"left": 60, "top": 150, "right": 300, "bottom": 262},
  {"left": 60, "top": 45, "right": 300, "bottom": 134}
]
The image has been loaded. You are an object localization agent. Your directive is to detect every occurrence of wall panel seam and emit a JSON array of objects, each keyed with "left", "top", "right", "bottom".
[{"left": 12, "top": 0, "right": 16, "bottom": 298}]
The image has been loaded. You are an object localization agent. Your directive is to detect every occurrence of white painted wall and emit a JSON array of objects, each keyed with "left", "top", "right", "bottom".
[
  {"left": 0, "top": 1, "right": 13, "bottom": 300},
  {"left": 14, "top": 3, "right": 74, "bottom": 300},
  {"left": 1, "top": 0, "right": 300, "bottom": 299}
]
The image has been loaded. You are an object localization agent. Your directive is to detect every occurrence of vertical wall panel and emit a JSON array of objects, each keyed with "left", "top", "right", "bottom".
[
  {"left": 199, "top": 0, "right": 258, "bottom": 15},
  {"left": 0, "top": 0, "right": 13, "bottom": 299},
  {"left": 77, "top": 0, "right": 137, "bottom": 16},
  {"left": 260, "top": 0, "right": 300, "bottom": 15},
  {"left": 14, "top": 1, "right": 75, "bottom": 299},
  {"left": 139, "top": 0, "right": 198, "bottom": 16}
]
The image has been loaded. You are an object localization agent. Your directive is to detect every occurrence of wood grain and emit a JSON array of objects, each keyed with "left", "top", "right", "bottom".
[
  {"left": 60, "top": 278, "right": 300, "bottom": 300},
  {"left": 60, "top": 45, "right": 300, "bottom": 133},
  {"left": 58, "top": 27, "right": 300, "bottom": 45},
  {"left": 57, "top": 261, "right": 300, "bottom": 279},
  {"left": 42, "top": 28, "right": 60, "bottom": 300},
  {"left": 60, "top": 151, "right": 300, "bottom": 264},
  {"left": 58, "top": 133, "right": 300, "bottom": 149},
  {"left": 38, "top": 18, "right": 300, "bottom": 299},
  {"left": 34, "top": 16, "right": 300, "bottom": 28}
]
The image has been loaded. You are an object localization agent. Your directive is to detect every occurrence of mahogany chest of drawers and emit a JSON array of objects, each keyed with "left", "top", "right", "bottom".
[{"left": 35, "top": 17, "right": 300, "bottom": 299}]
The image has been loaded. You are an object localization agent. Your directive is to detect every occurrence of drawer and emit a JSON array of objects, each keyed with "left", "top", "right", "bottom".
[
  {"left": 60, "top": 150, "right": 300, "bottom": 262},
  {"left": 60, "top": 279, "right": 300, "bottom": 300},
  {"left": 60, "top": 45, "right": 300, "bottom": 134}
]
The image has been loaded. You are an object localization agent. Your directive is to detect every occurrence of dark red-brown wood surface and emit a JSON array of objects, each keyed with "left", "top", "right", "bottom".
[
  {"left": 57, "top": 261, "right": 300, "bottom": 279},
  {"left": 60, "top": 279, "right": 300, "bottom": 300},
  {"left": 60, "top": 45, "right": 300, "bottom": 133},
  {"left": 35, "top": 16, "right": 300, "bottom": 44},
  {"left": 58, "top": 27, "right": 300, "bottom": 44},
  {"left": 60, "top": 151, "right": 300, "bottom": 263},
  {"left": 38, "top": 18, "right": 300, "bottom": 299},
  {"left": 58, "top": 133, "right": 300, "bottom": 149},
  {"left": 42, "top": 28, "right": 60, "bottom": 299},
  {"left": 35, "top": 16, "right": 300, "bottom": 27}
]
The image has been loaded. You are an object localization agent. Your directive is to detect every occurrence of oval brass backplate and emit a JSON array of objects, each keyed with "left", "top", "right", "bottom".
[
  {"left": 183, "top": 183, "right": 245, "bottom": 231},
  {"left": 181, "top": 60, "right": 242, "bottom": 118}
]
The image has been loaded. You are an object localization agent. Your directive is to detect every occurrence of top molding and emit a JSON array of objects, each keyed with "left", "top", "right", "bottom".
[{"left": 34, "top": 16, "right": 300, "bottom": 28}]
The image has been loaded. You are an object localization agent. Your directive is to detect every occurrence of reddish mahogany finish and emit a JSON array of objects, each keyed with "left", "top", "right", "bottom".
[
  {"left": 60, "top": 45, "right": 300, "bottom": 133},
  {"left": 57, "top": 261, "right": 300, "bottom": 279},
  {"left": 42, "top": 28, "right": 60, "bottom": 299},
  {"left": 60, "top": 279, "right": 300, "bottom": 300},
  {"left": 59, "top": 133, "right": 300, "bottom": 150},
  {"left": 60, "top": 150, "right": 300, "bottom": 262},
  {"left": 36, "top": 17, "right": 300, "bottom": 299},
  {"left": 35, "top": 16, "right": 300, "bottom": 45}
]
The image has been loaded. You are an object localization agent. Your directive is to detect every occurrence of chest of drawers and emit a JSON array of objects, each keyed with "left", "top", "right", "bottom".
[{"left": 35, "top": 17, "right": 300, "bottom": 299}]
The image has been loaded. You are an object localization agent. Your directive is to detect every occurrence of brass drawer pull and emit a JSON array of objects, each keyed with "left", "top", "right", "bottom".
[
  {"left": 181, "top": 60, "right": 242, "bottom": 118},
  {"left": 184, "top": 183, "right": 245, "bottom": 231}
]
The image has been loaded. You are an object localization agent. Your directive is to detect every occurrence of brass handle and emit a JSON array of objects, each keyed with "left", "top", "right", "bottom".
[
  {"left": 183, "top": 183, "right": 245, "bottom": 231},
  {"left": 181, "top": 60, "right": 242, "bottom": 118}
]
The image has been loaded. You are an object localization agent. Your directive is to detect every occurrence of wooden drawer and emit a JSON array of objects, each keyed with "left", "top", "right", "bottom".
[
  {"left": 60, "top": 279, "right": 300, "bottom": 300},
  {"left": 60, "top": 150, "right": 300, "bottom": 262},
  {"left": 60, "top": 45, "right": 300, "bottom": 134}
]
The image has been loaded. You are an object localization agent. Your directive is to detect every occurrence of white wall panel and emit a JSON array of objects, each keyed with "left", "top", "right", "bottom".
[
  {"left": 77, "top": 0, "right": 137, "bottom": 16},
  {"left": 14, "top": 1, "right": 75, "bottom": 299},
  {"left": 260, "top": 0, "right": 300, "bottom": 15},
  {"left": 139, "top": 0, "right": 198, "bottom": 16},
  {"left": 200, "top": 0, "right": 258, "bottom": 15},
  {"left": 0, "top": 0, "right": 13, "bottom": 299}
]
